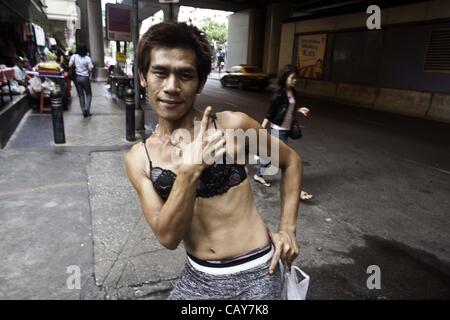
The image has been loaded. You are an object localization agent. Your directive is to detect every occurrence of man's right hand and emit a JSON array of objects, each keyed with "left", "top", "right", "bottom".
[{"left": 178, "top": 106, "right": 226, "bottom": 175}]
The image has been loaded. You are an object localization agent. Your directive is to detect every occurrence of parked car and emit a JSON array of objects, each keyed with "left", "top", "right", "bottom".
[{"left": 220, "top": 65, "right": 270, "bottom": 91}]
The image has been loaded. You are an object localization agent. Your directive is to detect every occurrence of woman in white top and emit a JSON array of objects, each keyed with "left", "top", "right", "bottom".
[
  {"left": 254, "top": 64, "right": 313, "bottom": 200},
  {"left": 69, "top": 44, "right": 94, "bottom": 117}
]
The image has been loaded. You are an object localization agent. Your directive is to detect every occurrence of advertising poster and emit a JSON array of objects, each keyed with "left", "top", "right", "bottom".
[
  {"left": 106, "top": 4, "right": 132, "bottom": 42},
  {"left": 296, "top": 34, "right": 327, "bottom": 79}
]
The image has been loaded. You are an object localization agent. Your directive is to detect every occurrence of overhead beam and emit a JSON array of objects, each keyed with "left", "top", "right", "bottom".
[{"left": 121, "top": 0, "right": 261, "bottom": 14}]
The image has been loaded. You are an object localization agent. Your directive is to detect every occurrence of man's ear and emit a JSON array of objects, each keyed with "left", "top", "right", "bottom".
[{"left": 139, "top": 72, "right": 147, "bottom": 87}]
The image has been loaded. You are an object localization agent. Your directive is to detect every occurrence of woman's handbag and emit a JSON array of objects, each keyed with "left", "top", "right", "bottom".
[
  {"left": 69, "top": 65, "right": 76, "bottom": 82},
  {"left": 280, "top": 262, "right": 310, "bottom": 300},
  {"left": 289, "top": 118, "right": 303, "bottom": 140},
  {"left": 69, "top": 54, "right": 77, "bottom": 82}
]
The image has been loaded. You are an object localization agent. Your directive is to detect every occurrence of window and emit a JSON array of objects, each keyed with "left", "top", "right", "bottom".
[{"left": 424, "top": 29, "right": 450, "bottom": 72}]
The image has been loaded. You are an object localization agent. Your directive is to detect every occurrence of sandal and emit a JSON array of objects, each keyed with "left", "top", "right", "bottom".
[
  {"left": 301, "top": 190, "right": 313, "bottom": 200},
  {"left": 253, "top": 174, "right": 271, "bottom": 187}
]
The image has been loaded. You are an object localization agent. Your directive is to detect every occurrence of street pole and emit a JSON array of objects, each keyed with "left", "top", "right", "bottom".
[
  {"left": 125, "top": 89, "right": 135, "bottom": 141},
  {"left": 50, "top": 90, "right": 66, "bottom": 144},
  {"left": 133, "top": 0, "right": 144, "bottom": 135}
]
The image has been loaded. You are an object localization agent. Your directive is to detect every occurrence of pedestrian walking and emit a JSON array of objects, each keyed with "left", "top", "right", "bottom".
[
  {"left": 254, "top": 64, "right": 313, "bottom": 200},
  {"left": 69, "top": 44, "right": 93, "bottom": 118}
]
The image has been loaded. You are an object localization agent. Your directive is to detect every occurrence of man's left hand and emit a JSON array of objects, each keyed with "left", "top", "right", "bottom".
[{"left": 268, "top": 229, "right": 299, "bottom": 274}]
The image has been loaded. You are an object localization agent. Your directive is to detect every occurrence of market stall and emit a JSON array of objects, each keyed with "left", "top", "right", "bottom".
[
  {"left": 27, "top": 62, "right": 70, "bottom": 113},
  {"left": 0, "top": 67, "right": 15, "bottom": 107}
]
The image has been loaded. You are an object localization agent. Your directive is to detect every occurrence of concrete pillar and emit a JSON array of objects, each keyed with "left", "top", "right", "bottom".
[
  {"left": 247, "top": 9, "right": 265, "bottom": 68},
  {"left": 262, "top": 2, "right": 292, "bottom": 75},
  {"left": 160, "top": 4, "right": 180, "bottom": 22},
  {"left": 87, "top": 0, "right": 108, "bottom": 81},
  {"left": 76, "top": 0, "right": 89, "bottom": 51},
  {"left": 226, "top": 11, "right": 250, "bottom": 69},
  {"left": 226, "top": 9, "right": 265, "bottom": 69}
]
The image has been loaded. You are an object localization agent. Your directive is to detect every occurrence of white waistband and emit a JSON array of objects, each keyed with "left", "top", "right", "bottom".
[
  {"left": 270, "top": 123, "right": 290, "bottom": 131},
  {"left": 187, "top": 245, "right": 274, "bottom": 275}
]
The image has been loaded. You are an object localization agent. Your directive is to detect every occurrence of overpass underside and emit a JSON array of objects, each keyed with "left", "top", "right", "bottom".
[{"left": 79, "top": 0, "right": 450, "bottom": 123}]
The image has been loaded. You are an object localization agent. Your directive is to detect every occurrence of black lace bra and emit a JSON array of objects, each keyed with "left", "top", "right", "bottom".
[{"left": 143, "top": 117, "right": 247, "bottom": 200}]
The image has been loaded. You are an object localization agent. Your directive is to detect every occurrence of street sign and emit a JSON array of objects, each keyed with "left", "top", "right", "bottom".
[
  {"left": 158, "top": 0, "right": 180, "bottom": 3},
  {"left": 116, "top": 52, "right": 126, "bottom": 62},
  {"left": 106, "top": 3, "right": 132, "bottom": 42}
]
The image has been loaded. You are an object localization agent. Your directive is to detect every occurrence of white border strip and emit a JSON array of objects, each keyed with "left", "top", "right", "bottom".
[{"left": 187, "top": 245, "right": 274, "bottom": 275}]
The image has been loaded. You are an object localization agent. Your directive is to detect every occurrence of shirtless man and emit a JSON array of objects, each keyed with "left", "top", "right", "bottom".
[{"left": 125, "top": 21, "right": 302, "bottom": 299}]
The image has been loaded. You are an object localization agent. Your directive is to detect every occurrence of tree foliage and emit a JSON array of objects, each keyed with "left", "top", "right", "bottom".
[{"left": 201, "top": 18, "right": 227, "bottom": 45}]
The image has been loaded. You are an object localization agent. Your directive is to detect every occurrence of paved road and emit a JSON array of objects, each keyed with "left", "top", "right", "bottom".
[{"left": 195, "top": 79, "right": 450, "bottom": 299}]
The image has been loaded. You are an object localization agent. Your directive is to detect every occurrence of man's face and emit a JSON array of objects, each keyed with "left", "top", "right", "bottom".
[{"left": 142, "top": 47, "right": 201, "bottom": 121}]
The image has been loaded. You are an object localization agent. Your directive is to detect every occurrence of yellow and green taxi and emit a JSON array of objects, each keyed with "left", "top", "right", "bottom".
[{"left": 220, "top": 65, "right": 270, "bottom": 91}]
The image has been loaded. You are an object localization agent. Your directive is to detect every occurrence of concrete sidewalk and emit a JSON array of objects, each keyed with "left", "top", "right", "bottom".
[
  {"left": 0, "top": 82, "right": 212, "bottom": 299},
  {"left": 0, "top": 82, "right": 177, "bottom": 299},
  {"left": 1, "top": 81, "right": 449, "bottom": 300}
]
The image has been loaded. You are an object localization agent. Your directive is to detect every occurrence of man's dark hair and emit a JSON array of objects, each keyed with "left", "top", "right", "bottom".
[
  {"left": 277, "top": 64, "right": 299, "bottom": 89},
  {"left": 77, "top": 44, "right": 88, "bottom": 57},
  {"left": 137, "top": 21, "right": 212, "bottom": 89}
]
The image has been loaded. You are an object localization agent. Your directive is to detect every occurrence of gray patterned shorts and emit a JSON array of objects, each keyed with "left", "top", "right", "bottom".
[{"left": 168, "top": 244, "right": 281, "bottom": 300}]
